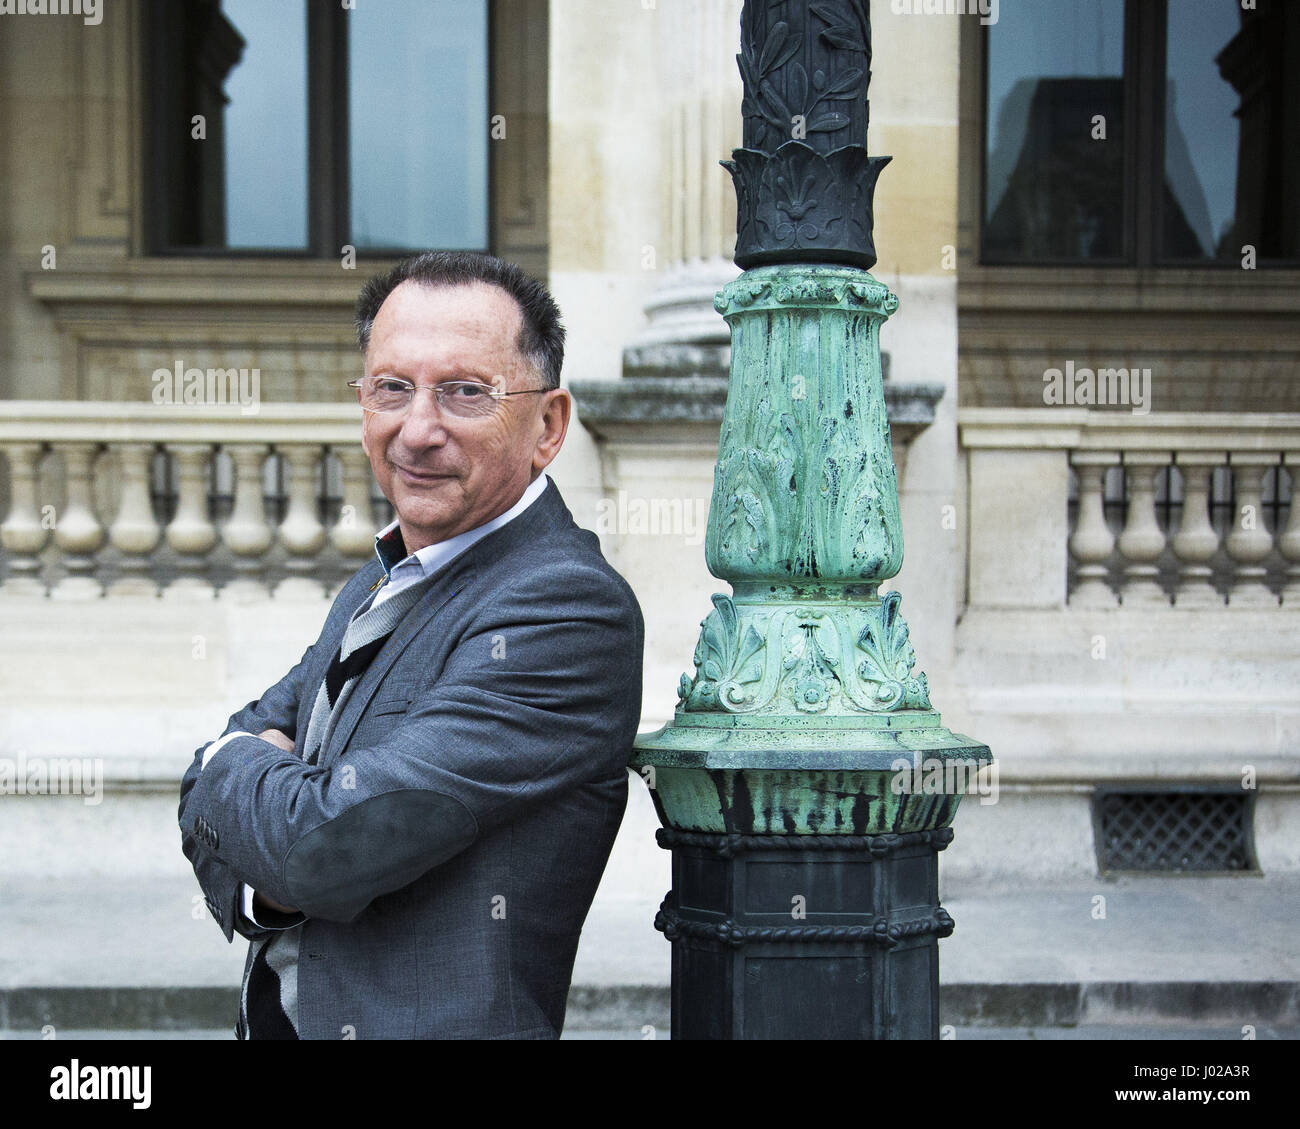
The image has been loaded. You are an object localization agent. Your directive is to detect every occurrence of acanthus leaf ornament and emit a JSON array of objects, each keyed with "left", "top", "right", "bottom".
[
  {"left": 677, "top": 589, "right": 933, "bottom": 718},
  {"left": 783, "top": 614, "right": 839, "bottom": 713},
  {"left": 853, "top": 590, "right": 932, "bottom": 710},
  {"left": 677, "top": 594, "right": 768, "bottom": 712}
]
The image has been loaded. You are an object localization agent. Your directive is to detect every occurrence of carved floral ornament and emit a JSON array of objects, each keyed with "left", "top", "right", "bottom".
[
  {"left": 714, "top": 270, "right": 900, "bottom": 316},
  {"left": 707, "top": 396, "right": 901, "bottom": 581},
  {"left": 737, "top": 0, "right": 873, "bottom": 155},
  {"left": 704, "top": 270, "right": 903, "bottom": 585},
  {"left": 677, "top": 590, "right": 932, "bottom": 715},
  {"left": 726, "top": 0, "right": 888, "bottom": 269},
  {"left": 725, "top": 144, "right": 892, "bottom": 267}
]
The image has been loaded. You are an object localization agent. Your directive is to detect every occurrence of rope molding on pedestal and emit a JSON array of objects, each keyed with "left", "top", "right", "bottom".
[
  {"left": 653, "top": 895, "right": 955, "bottom": 949},
  {"left": 654, "top": 826, "right": 955, "bottom": 858}
]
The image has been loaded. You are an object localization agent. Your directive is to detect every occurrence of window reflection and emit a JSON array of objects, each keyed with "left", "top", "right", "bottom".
[
  {"left": 221, "top": 0, "right": 309, "bottom": 249},
  {"left": 1163, "top": 0, "right": 1300, "bottom": 262},
  {"left": 146, "top": 0, "right": 491, "bottom": 255},
  {"left": 348, "top": 0, "right": 489, "bottom": 251},
  {"left": 983, "top": 0, "right": 1126, "bottom": 262}
]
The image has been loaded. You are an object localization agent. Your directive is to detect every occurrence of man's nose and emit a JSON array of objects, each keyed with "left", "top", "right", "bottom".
[{"left": 397, "top": 386, "right": 449, "bottom": 446}]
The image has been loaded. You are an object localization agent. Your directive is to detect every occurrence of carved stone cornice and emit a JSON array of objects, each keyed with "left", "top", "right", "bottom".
[
  {"left": 570, "top": 366, "right": 944, "bottom": 453},
  {"left": 25, "top": 262, "right": 367, "bottom": 347}
]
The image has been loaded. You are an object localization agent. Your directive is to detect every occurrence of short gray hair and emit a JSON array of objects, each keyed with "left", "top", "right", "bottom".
[{"left": 354, "top": 251, "right": 565, "bottom": 390}]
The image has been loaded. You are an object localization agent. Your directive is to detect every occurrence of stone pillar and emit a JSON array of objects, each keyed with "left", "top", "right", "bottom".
[
  {"left": 275, "top": 444, "right": 328, "bottom": 600},
  {"left": 162, "top": 443, "right": 218, "bottom": 599},
  {"left": 1117, "top": 453, "right": 1171, "bottom": 606},
  {"left": 1281, "top": 453, "right": 1300, "bottom": 606},
  {"left": 628, "top": 0, "right": 744, "bottom": 352},
  {"left": 1171, "top": 455, "right": 1223, "bottom": 607},
  {"left": 1226, "top": 453, "right": 1278, "bottom": 607},
  {"left": 1069, "top": 453, "right": 1120, "bottom": 607}
]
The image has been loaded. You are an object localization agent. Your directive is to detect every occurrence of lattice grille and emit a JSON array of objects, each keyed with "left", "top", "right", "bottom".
[{"left": 1096, "top": 791, "right": 1255, "bottom": 873}]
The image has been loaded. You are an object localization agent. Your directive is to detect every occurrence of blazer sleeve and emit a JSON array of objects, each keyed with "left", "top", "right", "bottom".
[
  {"left": 177, "top": 570, "right": 369, "bottom": 942},
  {"left": 178, "top": 558, "right": 644, "bottom": 924}
]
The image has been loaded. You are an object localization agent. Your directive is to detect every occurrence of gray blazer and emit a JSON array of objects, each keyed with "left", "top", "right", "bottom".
[{"left": 179, "top": 480, "right": 644, "bottom": 1038}]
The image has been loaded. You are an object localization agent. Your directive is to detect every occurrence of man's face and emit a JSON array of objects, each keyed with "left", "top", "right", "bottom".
[{"left": 360, "top": 280, "right": 569, "bottom": 553}]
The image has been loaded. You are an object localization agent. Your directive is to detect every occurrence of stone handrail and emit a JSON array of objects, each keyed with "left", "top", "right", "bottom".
[
  {"left": 958, "top": 409, "right": 1300, "bottom": 608},
  {"left": 0, "top": 402, "right": 379, "bottom": 599}
]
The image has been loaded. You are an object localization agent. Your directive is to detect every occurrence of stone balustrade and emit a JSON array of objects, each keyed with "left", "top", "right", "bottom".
[
  {"left": 0, "top": 403, "right": 385, "bottom": 599},
  {"left": 7, "top": 403, "right": 1298, "bottom": 609},
  {"left": 959, "top": 409, "right": 1300, "bottom": 609}
]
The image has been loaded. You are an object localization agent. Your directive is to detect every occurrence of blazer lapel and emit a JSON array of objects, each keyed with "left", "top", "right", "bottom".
[
  {"left": 315, "top": 480, "right": 575, "bottom": 766},
  {"left": 294, "top": 566, "right": 386, "bottom": 742},
  {"left": 318, "top": 553, "right": 478, "bottom": 767}
]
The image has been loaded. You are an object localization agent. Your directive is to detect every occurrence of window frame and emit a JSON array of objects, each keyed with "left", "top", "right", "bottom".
[
  {"left": 141, "top": 0, "right": 497, "bottom": 261},
  {"left": 978, "top": 0, "right": 1300, "bottom": 270}
]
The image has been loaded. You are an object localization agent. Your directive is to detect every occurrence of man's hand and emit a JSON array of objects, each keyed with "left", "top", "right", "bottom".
[
  {"left": 254, "top": 889, "right": 301, "bottom": 916},
  {"left": 258, "top": 728, "right": 295, "bottom": 752}
]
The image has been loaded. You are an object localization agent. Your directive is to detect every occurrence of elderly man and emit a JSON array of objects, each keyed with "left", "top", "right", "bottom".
[{"left": 179, "top": 251, "right": 644, "bottom": 1039}]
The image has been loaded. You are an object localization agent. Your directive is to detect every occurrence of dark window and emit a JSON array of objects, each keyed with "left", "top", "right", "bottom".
[
  {"left": 143, "top": 0, "right": 489, "bottom": 255},
  {"left": 982, "top": 0, "right": 1299, "bottom": 266}
]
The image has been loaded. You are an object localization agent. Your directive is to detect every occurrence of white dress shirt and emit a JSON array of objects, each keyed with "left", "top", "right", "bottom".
[{"left": 199, "top": 472, "right": 551, "bottom": 929}]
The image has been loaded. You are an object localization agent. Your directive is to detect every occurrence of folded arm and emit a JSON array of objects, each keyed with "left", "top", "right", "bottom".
[
  {"left": 180, "top": 564, "right": 643, "bottom": 924},
  {"left": 177, "top": 573, "right": 367, "bottom": 942}
]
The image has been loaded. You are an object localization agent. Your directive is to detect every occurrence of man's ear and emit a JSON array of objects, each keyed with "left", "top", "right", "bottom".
[{"left": 533, "top": 389, "right": 570, "bottom": 473}]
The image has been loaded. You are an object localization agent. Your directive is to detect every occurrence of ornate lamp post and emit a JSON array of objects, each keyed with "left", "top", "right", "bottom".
[{"left": 630, "top": 0, "right": 992, "bottom": 1040}]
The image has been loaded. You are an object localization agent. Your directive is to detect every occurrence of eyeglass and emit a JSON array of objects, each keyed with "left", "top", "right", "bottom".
[{"left": 347, "top": 375, "right": 550, "bottom": 419}]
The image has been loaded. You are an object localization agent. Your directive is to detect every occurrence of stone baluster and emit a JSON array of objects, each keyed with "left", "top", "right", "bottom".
[
  {"left": 163, "top": 443, "right": 218, "bottom": 599},
  {"left": 326, "top": 447, "right": 377, "bottom": 598},
  {"left": 275, "top": 444, "right": 328, "bottom": 599},
  {"left": 1225, "top": 453, "right": 1278, "bottom": 607},
  {"left": 220, "top": 443, "right": 273, "bottom": 600},
  {"left": 1068, "top": 452, "right": 1119, "bottom": 606},
  {"left": 50, "top": 442, "right": 106, "bottom": 599},
  {"left": 1170, "top": 454, "right": 1224, "bottom": 607},
  {"left": 330, "top": 446, "right": 377, "bottom": 557},
  {"left": 1280, "top": 453, "right": 1300, "bottom": 607},
  {"left": 106, "top": 442, "right": 162, "bottom": 596},
  {"left": 0, "top": 442, "right": 51, "bottom": 597},
  {"left": 1116, "top": 453, "right": 1171, "bottom": 606}
]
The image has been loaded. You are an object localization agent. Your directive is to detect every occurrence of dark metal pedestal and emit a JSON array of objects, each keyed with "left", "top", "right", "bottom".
[{"left": 656, "top": 827, "right": 956, "bottom": 1040}]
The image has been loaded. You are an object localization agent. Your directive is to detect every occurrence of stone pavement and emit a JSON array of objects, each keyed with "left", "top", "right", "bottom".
[
  {"left": 1, "top": 871, "right": 1296, "bottom": 1037},
  {"left": 4, "top": 1024, "right": 1298, "bottom": 1040}
]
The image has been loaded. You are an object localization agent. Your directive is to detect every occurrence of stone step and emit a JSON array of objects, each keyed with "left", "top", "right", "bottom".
[
  {"left": 3, "top": 871, "right": 1295, "bottom": 1034},
  {"left": 3, "top": 981, "right": 1300, "bottom": 1036}
]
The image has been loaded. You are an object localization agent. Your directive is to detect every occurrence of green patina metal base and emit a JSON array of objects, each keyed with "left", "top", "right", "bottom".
[
  {"left": 633, "top": 265, "right": 990, "bottom": 828},
  {"left": 631, "top": 265, "right": 991, "bottom": 1039}
]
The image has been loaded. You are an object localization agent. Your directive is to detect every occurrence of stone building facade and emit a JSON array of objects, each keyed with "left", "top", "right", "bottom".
[{"left": 0, "top": 1, "right": 1296, "bottom": 943}]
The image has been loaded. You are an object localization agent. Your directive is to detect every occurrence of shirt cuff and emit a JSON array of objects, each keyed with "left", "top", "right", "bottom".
[
  {"left": 201, "top": 730, "right": 254, "bottom": 770},
  {"left": 241, "top": 884, "right": 306, "bottom": 930}
]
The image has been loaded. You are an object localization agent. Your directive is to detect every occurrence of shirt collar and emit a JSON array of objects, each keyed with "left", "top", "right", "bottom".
[{"left": 373, "top": 472, "right": 550, "bottom": 582}]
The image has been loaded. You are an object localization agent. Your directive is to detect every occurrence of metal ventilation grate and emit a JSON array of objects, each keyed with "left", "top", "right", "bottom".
[{"left": 1095, "top": 790, "right": 1256, "bottom": 873}]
